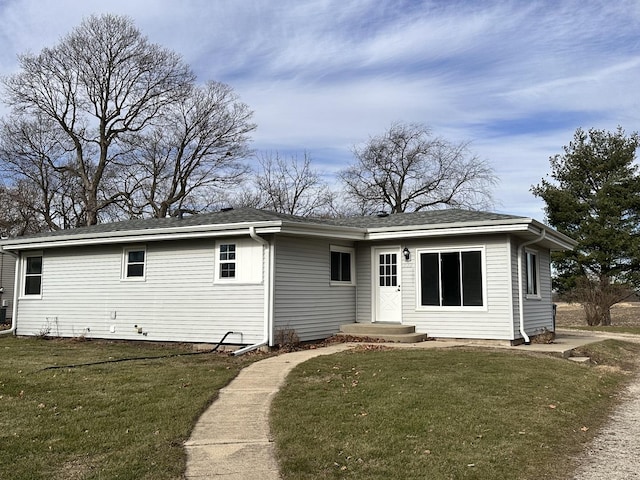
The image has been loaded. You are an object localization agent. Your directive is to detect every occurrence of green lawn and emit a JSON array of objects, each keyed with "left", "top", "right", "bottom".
[
  {"left": 0, "top": 337, "right": 255, "bottom": 480},
  {"left": 3, "top": 336, "right": 638, "bottom": 480},
  {"left": 271, "top": 341, "right": 640, "bottom": 480},
  {"left": 565, "top": 325, "right": 640, "bottom": 335}
]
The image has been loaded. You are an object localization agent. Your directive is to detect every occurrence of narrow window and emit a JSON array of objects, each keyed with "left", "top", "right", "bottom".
[
  {"left": 24, "top": 255, "right": 43, "bottom": 295},
  {"left": 219, "top": 244, "right": 236, "bottom": 278},
  {"left": 420, "top": 253, "right": 440, "bottom": 306},
  {"left": 330, "top": 246, "right": 354, "bottom": 284},
  {"left": 125, "top": 249, "right": 146, "bottom": 278},
  {"left": 440, "top": 252, "right": 461, "bottom": 306},
  {"left": 462, "top": 251, "right": 483, "bottom": 306},
  {"left": 526, "top": 251, "right": 538, "bottom": 296}
]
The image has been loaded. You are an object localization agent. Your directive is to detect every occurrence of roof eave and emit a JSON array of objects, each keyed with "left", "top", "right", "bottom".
[{"left": 0, "top": 221, "right": 285, "bottom": 251}]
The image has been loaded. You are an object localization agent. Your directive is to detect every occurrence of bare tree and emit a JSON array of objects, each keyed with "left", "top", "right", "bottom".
[
  {"left": 0, "top": 114, "right": 84, "bottom": 230},
  {"left": 238, "top": 151, "right": 335, "bottom": 216},
  {"left": 118, "top": 81, "right": 255, "bottom": 218},
  {"left": 0, "top": 181, "right": 49, "bottom": 236},
  {"left": 340, "top": 122, "right": 497, "bottom": 214},
  {"left": 1, "top": 14, "right": 195, "bottom": 226}
]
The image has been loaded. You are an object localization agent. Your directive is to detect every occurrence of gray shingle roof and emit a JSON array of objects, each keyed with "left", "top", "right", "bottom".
[
  {"left": 12, "top": 207, "right": 527, "bottom": 241},
  {"left": 320, "top": 209, "right": 525, "bottom": 228}
]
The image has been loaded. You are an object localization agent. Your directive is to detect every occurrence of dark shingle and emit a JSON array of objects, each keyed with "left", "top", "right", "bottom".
[{"left": 11, "top": 207, "right": 527, "bottom": 241}]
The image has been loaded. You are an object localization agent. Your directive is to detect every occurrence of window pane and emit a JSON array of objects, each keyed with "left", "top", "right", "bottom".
[
  {"left": 25, "top": 276, "right": 41, "bottom": 295},
  {"left": 420, "top": 253, "right": 440, "bottom": 306},
  {"left": 441, "top": 252, "right": 461, "bottom": 306},
  {"left": 128, "top": 251, "right": 145, "bottom": 263},
  {"left": 26, "top": 256, "right": 42, "bottom": 274},
  {"left": 221, "top": 263, "right": 236, "bottom": 278},
  {"left": 340, "top": 252, "right": 351, "bottom": 282},
  {"left": 220, "top": 244, "right": 236, "bottom": 261},
  {"left": 331, "top": 251, "right": 340, "bottom": 281},
  {"left": 526, "top": 252, "right": 537, "bottom": 295},
  {"left": 462, "top": 251, "right": 483, "bottom": 306},
  {"left": 127, "top": 264, "right": 144, "bottom": 277}
]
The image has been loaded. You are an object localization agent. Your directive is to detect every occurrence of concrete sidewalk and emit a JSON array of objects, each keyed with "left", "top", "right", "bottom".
[
  {"left": 184, "top": 344, "right": 351, "bottom": 479},
  {"left": 183, "top": 332, "right": 611, "bottom": 479}
]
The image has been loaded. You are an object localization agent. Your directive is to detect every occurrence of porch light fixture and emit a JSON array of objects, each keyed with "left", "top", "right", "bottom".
[{"left": 403, "top": 247, "right": 411, "bottom": 261}]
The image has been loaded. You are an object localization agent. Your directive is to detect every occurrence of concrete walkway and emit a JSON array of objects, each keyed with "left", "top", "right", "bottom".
[
  {"left": 184, "top": 344, "right": 351, "bottom": 479},
  {"left": 183, "top": 332, "right": 611, "bottom": 479}
]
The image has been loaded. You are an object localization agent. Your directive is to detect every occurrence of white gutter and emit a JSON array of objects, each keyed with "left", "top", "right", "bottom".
[
  {"left": 234, "top": 227, "right": 273, "bottom": 355},
  {"left": 517, "top": 229, "right": 546, "bottom": 344},
  {"left": 0, "top": 248, "right": 20, "bottom": 336},
  {"left": 0, "top": 223, "right": 284, "bottom": 251}
]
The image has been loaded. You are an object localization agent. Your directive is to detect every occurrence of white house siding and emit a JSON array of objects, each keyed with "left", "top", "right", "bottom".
[
  {"left": 508, "top": 238, "right": 555, "bottom": 339},
  {"left": 1, "top": 253, "right": 16, "bottom": 322},
  {"left": 15, "top": 238, "right": 265, "bottom": 344},
  {"left": 272, "top": 235, "right": 356, "bottom": 342},
  {"left": 355, "top": 244, "right": 372, "bottom": 323},
  {"left": 357, "top": 235, "right": 515, "bottom": 340},
  {"left": 522, "top": 245, "right": 554, "bottom": 336}
]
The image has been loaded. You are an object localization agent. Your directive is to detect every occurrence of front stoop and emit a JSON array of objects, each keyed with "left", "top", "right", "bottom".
[{"left": 338, "top": 323, "right": 427, "bottom": 343}]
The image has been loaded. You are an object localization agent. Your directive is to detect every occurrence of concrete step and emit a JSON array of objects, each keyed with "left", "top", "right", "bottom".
[
  {"left": 338, "top": 323, "right": 426, "bottom": 343},
  {"left": 340, "top": 323, "right": 418, "bottom": 335},
  {"left": 336, "top": 331, "right": 427, "bottom": 343}
]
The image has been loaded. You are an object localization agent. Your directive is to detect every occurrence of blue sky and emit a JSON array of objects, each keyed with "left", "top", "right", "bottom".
[{"left": 1, "top": 0, "right": 639, "bottom": 220}]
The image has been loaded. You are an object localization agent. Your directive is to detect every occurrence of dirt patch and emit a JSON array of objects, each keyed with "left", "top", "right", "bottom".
[{"left": 555, "top": 302, "right": 640, "bottom": 327}]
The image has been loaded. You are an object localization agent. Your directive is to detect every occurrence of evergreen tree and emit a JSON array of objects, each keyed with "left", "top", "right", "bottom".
[{"left": 532, "top": 127, "right": 640, "bottom": 325}]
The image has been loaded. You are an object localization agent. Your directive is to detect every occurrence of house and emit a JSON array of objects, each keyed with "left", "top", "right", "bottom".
[{"left": 0, "top": 207, "right": 576, "bottom": 350}]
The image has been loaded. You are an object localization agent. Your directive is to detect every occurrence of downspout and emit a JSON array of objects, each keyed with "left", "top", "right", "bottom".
[
  {"left": 517, "top": 229, "right": 546, "bottom": 344},
  {"left": 0, "top": 248, "right": 20, "bottom": 336},
  {"left": 234, "top": 226, "right": 272, "bottom": 355}
]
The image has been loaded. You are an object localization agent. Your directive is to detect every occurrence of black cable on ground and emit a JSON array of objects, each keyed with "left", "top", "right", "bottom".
[{"left": 39, "top": 331, "right": 237, "bottom": 371}]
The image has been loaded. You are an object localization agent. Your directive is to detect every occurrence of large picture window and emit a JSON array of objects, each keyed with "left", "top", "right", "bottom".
[
  {"left": 419, "top": 249, "right": 484, "bottom": 307},
  {"left": 24, "top": 254, "right": 43, "bottom": 296}
]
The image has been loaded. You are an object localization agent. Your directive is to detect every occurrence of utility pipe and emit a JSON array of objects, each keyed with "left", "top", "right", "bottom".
[
  {"left": 0, "top": 248, "right": 20, "bottom": 336},
  {"left": 517, "top": 229, "right": 546, "bottom": 344},
  {"left": 234, "top": 227, "right": 272, "bottom": 355}
]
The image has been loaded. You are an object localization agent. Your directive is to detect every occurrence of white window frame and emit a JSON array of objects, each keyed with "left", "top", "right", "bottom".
[
  {"left": 525, "top": 249, "right": 540, "bottom": 299},
  {"left": 21, "top": 251, "right": 43, "bottom": 298},
  {"left": 217, "top": 243, "right": 237, "bottom": 280},
  {"left": 214, "top": 239, "right": 263, "bottom": 285},
  {"left": 416, "top": 246, "right": 487, "bottom": 311},
  {"left": 122, "top": 246, "right": 146, "bottom": 281},
  {"left": 330, "top": 245, "right": 355, "bottom": 286}
]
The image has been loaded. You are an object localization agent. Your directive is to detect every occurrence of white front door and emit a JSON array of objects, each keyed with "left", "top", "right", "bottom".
[{"left": 375, "top": 248, "right": 402, "bottom": 323}]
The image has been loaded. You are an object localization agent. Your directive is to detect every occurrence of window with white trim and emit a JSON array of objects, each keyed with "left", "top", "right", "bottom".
[
  {"left": 330, "top": 246, "right": 355, "bottom": 285},
  {"left": 23, "top": 254, "right": 43, "bottom": 296},
  {"left": 123, "top": 247, "right": 146, "bottom": 280},
  {"left": 525, "top": 250, "right": 539, "bottom": 296},
  {"left": 214, "top": 239, "right": 263, "bottom": 284},
  {"left": 418, "top": 249, "right": 484, "bottom": 307},
  {"left": 219, "top": 243, "right": 236, "bottom": 279}
]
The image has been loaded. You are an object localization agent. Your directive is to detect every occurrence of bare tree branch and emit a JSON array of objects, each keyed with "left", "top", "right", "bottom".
[
  {"left": 340, "top": 122, "right": 497, "bottom": 213},
  {"left": 1, "top": 14, "right": 195, "bottom": 226}
]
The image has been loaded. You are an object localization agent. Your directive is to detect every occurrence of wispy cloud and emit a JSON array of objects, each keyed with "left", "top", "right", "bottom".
[{"left": 1, "top": 0, "right": 639, "bottom": 219}]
